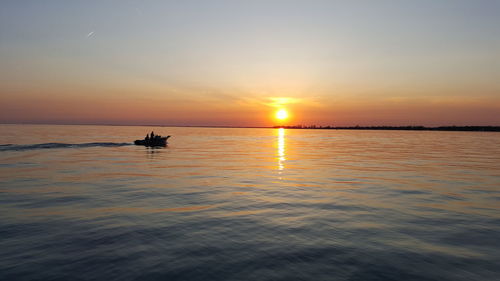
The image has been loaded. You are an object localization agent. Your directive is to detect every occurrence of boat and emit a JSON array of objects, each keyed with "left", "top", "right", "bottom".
[{"left": 134, "top": 133, "right": 171, "bottom": 147}]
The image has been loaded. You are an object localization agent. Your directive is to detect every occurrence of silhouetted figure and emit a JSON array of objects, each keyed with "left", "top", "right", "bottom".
[{"left": 150, "top": 131, "right": 155, "bottom": 139}]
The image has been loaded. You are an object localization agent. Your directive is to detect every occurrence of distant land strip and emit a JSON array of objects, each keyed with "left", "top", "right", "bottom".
[{"left": 272, "top": 125, "right": 500, "bottom": 132}]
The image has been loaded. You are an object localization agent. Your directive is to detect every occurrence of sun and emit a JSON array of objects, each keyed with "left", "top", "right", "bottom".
[{"left": 276, "top": 109, "right": 289, "bottom": 120}]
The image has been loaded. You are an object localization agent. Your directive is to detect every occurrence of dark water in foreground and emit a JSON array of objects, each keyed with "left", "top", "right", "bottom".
[{"left": 1, "top": 125, "right": 499, "bottom": 281}]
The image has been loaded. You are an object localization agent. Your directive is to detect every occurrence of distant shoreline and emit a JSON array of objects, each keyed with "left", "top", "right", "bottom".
[
  {"left": 1, "top": 122, "right": 500, "bottom": 132},
  {"left": 273, "top": 125, "right": 500, "bottom": 132}
]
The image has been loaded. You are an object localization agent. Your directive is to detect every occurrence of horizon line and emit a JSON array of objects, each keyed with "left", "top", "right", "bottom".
[{"left": 1, "top": 122, "right": 499, "bottom": 131}]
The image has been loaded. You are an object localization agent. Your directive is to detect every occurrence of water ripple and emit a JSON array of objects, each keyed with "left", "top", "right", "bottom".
[{"left": 1, "top": 126, "right": 499, "bottom": 280}]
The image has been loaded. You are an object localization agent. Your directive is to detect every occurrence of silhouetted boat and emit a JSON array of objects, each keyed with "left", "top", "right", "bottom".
[{"left": 134, "top": 135, "right": 170, "bottom": 147}]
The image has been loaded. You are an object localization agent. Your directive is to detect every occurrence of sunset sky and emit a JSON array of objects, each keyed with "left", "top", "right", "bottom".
[{"left": 1, "top": 0, "right": 499, "bottom": 126}]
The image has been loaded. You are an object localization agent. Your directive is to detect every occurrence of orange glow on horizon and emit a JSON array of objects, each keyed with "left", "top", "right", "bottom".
[{"left": 2, "top": 94, "right": 500, "bottom": 127}]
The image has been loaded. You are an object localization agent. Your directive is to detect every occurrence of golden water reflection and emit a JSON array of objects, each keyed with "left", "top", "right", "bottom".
[{"left": 278, "top": 128, "right": 285, "bottom": 170}]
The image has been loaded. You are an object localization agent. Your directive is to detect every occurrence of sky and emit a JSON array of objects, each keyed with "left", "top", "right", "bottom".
[{"left": 1, "top": 0, "right": 499, "bottom": 126}]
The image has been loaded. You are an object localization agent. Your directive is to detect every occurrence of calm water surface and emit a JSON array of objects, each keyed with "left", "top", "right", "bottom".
[{"left": 1, "top": 125, "right": 499, "bottom": 281}]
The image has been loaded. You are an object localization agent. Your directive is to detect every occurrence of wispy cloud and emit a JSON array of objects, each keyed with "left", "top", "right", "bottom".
[{"left": 265, "top": 97, "right": 301, "bottom": 108}]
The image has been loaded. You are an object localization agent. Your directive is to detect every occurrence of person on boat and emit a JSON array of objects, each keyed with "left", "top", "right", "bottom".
[
  {"left": 145, "top": 134, "right": 150, "bottom": 142},
  {"left": 150, "top": 131, "right": 155, "bottom": 139}
]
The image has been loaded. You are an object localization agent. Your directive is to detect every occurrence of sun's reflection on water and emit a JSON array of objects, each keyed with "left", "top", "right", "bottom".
[{"left": 278, "top": 128, "right": 285, "bottom": 170}]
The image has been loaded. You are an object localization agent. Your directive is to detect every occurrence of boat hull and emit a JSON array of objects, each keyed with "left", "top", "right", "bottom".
[{"left": 134, "top": 136, "right": 169, "bottom": 147}]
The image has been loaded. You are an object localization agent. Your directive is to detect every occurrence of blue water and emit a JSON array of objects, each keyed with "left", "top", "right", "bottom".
[{"left": 1, "top": 125, "right": 499, "bottom": 280}]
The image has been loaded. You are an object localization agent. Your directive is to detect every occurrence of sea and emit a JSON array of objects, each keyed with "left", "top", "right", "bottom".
[{"left": 1, "top": 124, "right": 499, "bottom": 281}]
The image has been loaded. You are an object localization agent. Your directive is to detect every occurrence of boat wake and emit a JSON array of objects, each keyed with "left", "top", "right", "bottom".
[{"left": 0, "top": 142, "right": 133, "bottom": 151}]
